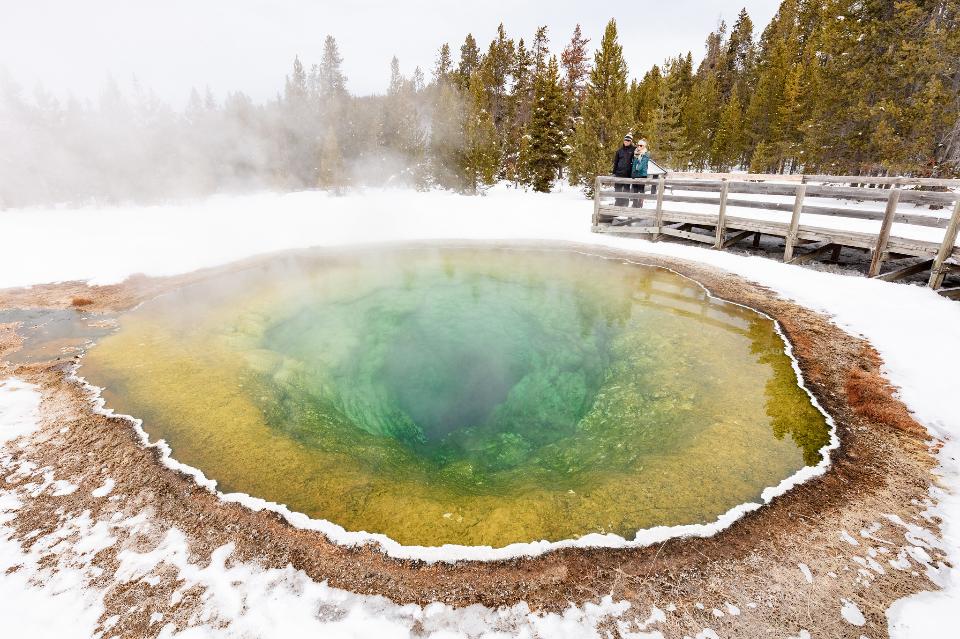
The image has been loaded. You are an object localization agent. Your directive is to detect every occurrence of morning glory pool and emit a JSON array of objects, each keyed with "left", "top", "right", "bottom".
[{"left": 82, "top": 247, "right": 831, "bottom": 547}]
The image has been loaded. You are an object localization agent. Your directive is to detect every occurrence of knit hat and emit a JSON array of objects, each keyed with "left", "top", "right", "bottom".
[{"left": 623, "top": 133, "right": 634, "bottom": 141}]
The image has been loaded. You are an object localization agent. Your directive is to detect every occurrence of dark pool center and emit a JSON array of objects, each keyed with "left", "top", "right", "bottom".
[{"left": 82, "top": 247, "right": 832, "bottom": 547}]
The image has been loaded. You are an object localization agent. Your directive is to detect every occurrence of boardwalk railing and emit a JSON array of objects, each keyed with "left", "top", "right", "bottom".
[{"left": 592, "top": 173, "right": 960, "bottom": 294}]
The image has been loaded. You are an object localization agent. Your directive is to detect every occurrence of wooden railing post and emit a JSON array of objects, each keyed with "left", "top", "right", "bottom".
[
  {"left": 653, "top": 174, "right": 666, "bottom": 240},
  {"left": 713, "top": 179, "right": 730, "bottom": 249},
  {"left": 592, "top": 176, "right": 602, "bottom": 230},
  {"left": 929, "top": 198, "right": 960, "bottom": 288},
  {"left": 868, "top": 188, "right": 901, "bottom": 277},
  {"left": 783, "top": 184, "right": 806, "bottom": 262}
]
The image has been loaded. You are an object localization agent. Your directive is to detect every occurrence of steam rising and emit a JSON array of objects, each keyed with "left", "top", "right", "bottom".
[{"left": 0, "top": 56, "right": 445, "bottom": 208}]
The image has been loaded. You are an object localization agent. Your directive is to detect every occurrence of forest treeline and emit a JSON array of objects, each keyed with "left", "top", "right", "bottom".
[{"left": 1, "top": 0, "right": 958, "bottom": 208}]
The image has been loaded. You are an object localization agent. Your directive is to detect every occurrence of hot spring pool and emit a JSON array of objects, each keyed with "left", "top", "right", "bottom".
[{"left": 81, "top": 247, "right": 831, "bottom": 547}]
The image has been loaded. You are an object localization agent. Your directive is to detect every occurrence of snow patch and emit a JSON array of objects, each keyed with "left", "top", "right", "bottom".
[
  {"left": 91, "top": 478, "right": 115, "bottom": 498},
  {"left": 841, "top": 530, "right": 860, "bottom": 546},
  {"left": 0, "top": 378, "right": 42, "bottom": 444},
  {"left": 840, "top": 598, "right": 866, "bottom": 626}
]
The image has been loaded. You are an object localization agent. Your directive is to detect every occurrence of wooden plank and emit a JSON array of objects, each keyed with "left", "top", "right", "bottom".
[
  {"left": 721, "top": 230, "right": 755, "bottom": 249},
  {"left": 714, "top": 181, "right": 730, "bottom": 249},
  {"left": 929, "top": 199, "right": 960, "bottom": 288},
  {"left": 598, "top": 176, "right": 662, "bottom": 186},
  {"left": 885, "top": 236, "right": 945, "bottom": 256},
  {"left": 668, "top": 172, "right": 804, "bottom": 183},
  {"left": 594, "top": 224, "right": 659, "bottom": 235},
  {"left": 789, "top": 243, "right": 838, "bottom": 265},
  {"left": 592, "top": 176, "right": 602, "bottom": 229},
  {"left": 660, "top": 210, "right": 721, "bottom": 226},
  {"left": 783, "top": 185, "right": 806, "bottom": 262},
  {"left": 874, "top": 259, "right": 934, "bottom": 282},
  {"left": 726, "top": 182, "right": 803, "bottom": 196},
  {"left": 796, "top": 227, "right": 872, "bottom": 249},
  {"left": 653, "top": 175, "right": 666, "bottom": 239},
  {"left": 868, "top": 189, "right": 901, "bottom": 277},
  {"left": 722, "top": 216, "right": 792, "bottom": 236},
  {"left": 644, "top": 192, "right": 949, "bottom": 228},
  {"left": 804, "top": 184, "right": 957, "bottom": 206},
  {"left": 939, "top": 287, "right": 960, "bottom": 300},
  {"left": 660, "top": 226, "right": 718, "bottom": 244},
  {"left": 804, "top": 175, "right": 960, "bottom": 188},
  {"left": 599, "top": 204, "right": 658, "bottom": 217}
]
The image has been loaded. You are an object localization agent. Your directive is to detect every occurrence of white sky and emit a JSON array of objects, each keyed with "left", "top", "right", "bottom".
[{"left": 0, "top": 0, "right": 780, "bottom": 107}]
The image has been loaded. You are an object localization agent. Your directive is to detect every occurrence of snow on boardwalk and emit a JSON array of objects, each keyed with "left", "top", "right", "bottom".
[{"left": 1, "top": 185, "right": 959, "bottom": 636}]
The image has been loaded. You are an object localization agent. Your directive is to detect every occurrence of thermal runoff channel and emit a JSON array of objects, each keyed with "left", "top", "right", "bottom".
[{"left": 81, "top": 248, "right": 831, "bottom": 547}]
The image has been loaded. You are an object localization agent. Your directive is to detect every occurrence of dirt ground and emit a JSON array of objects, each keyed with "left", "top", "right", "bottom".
[{"left": 0, "top": 241, "right": 948, "bottom": 638}]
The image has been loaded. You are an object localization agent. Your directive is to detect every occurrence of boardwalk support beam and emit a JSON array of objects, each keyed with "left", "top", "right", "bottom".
[
  {"left": 653, "top": 175, "right": 666, "bottom": 240},
  {"left": 713, "top": 180, "right": 730, "bottom": 249},
  {"left": 929, "top": 199, "right": 960, "bottom": 288},
  {"left": 592, "top": 176, "right": 602, "bottom": 230},
  {"left": 783, "top": 184, "right": 807, "bottom": 262},
  {"left": 868, "top": 189, "right": 901, "bottom": 277}
]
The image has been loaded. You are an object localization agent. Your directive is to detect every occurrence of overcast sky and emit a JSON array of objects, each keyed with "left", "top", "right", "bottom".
[{"left": 1, "top": 0, "right": 780, "bottom": 106}]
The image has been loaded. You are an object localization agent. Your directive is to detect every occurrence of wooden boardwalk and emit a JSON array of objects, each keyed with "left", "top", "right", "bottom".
[{"left": 592, "top": 173, "right": 960, "bottom": 297}]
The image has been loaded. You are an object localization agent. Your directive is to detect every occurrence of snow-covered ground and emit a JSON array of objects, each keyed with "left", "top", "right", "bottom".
[{"left": 1, "top": 185, "right": 959, "bottom": 637}]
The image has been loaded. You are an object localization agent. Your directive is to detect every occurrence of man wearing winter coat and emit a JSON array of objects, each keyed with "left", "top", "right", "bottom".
[{"left": 612, "top": 134, "right": 635, "bottom": 206}]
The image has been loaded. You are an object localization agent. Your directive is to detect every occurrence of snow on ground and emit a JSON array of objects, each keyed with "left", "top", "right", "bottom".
[{"left": 1, "top": 184, "right": 959, "bottom": 636}]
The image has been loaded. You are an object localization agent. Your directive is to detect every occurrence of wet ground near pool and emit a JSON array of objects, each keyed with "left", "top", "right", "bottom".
[
  {"left": 0, "top": 307, "right": 116, "bottom": 364},
  {"left": 79, "top": 247, "right": 831, "bottom": 547}
]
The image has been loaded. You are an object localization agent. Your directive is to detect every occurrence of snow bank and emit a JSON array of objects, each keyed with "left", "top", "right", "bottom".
[
  {"left": 2, "top": 185, "right": 959, "bottom": 634},
  {"left": 0, "top": 378, "right": 42, "bottom": 444}
]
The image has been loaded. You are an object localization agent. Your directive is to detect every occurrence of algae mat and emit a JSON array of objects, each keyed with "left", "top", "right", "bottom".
[{"left": 82, "top": 248, "right": 830, "bottom": 547}]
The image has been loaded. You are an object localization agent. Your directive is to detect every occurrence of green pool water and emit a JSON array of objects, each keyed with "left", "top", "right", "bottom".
[{"left": 82, "top": 247, "right": 831, "bottom": 547}]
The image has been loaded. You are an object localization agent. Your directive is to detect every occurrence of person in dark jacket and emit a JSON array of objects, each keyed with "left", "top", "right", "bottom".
[
  {"left": 630, "top": 139, "right": 650, "bottom": 207},
  {"left": 612, "top": 134, "right": 635, "bottom": 206}
]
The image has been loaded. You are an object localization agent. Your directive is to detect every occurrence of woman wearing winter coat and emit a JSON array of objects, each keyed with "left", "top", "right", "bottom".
[{"left": 630, "top": 139, "right": 650, "bottom": 207}]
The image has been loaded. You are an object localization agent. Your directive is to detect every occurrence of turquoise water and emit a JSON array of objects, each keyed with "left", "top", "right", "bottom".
[{"left": 82, "top": 247, "right": 831, "bottom": 546}]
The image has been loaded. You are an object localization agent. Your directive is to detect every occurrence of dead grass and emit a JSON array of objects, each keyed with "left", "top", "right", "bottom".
[{"left": 845, "top": 347, "right": 928, "bottom": 437}]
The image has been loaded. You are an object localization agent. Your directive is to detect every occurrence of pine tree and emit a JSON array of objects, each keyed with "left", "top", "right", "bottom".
[
  {"left": 462, "top": 71, "right": 500, "bottom": 192},
  {"left": 743, "top": 11, "right": 793, "bottom": 168},
  {"left": 531, "top": 26, "right": 550, "bottom": 75},
  {"left": 560, "top": 24, "right": 591, "bottom": 117},
  {"left": 645, "top": 58, "right": 688, "bottom": 169},
  {"left": 712, "top": 86, "right": 745, "bottom": 170},
  {"left": 429, "top": 78, "right": 466, "bottom": 190},
  {"left": 632, "top": 65, "right": 662, "bottom": 134},
  {"left": 718, "top": 9, "right": 755, "bottom": 101},
  {"left": 480, "top": 24, "right": 515, "bottom": 136},
  {"left": 433, "top": 43, "right": 453, "bottom": 84},
  {"left": 504, "top": 38, "right": 534, "bottom": 183},
  {"left": 568, "top": 19, "right": 631, "bottom": 193},
  {"left": 313, "top": 37, "right": 349, "bottom": 188},
  {"left": 682, "top": 70, "right": 718, "bottom": 170},
  {"left": 279, "top": 56, "right": 316, "bottom": 187},
  {"left": 527, "top": 56, "right": 569, "bottom": 191},
  {"left": 382, "top": 57, "right": 427, "bottom": 181},
  {"left": 455, "top": 34, "right": 481, "bottom": 90},
  {"left": 318, "top": 36, "right": 347, "bottom": 98}
]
